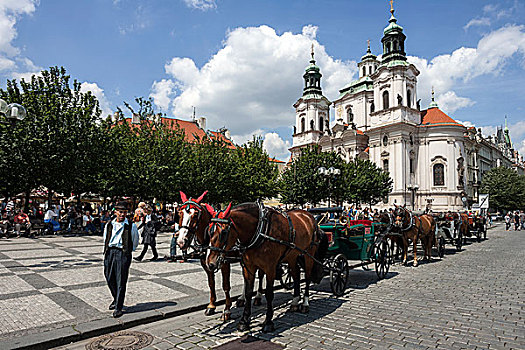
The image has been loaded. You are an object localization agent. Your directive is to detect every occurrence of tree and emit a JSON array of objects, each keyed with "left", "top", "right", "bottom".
[
  {"left": 480, "top": 166, "right": 525, "bottom": 211},
  {"left": 0, "top": 66, "right": 104, "bottom": 208},
  {"left": 344, "top": 158, "right": 392, "bottom": 206}
]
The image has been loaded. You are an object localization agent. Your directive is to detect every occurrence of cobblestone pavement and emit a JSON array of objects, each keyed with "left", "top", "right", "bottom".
[
  {"left": 0, "top": 232, "right": 245, "bottom": 341},
  {"left": 52, "top": 224, "right": 524, "bottom": 350}
]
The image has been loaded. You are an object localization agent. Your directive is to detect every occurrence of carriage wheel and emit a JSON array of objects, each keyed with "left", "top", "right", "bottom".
[
  {"left": 437, "top": 237, "right": 445, "bottom": 259},
  {"left": 374, "top": 239, "right": 391, "bottom": 279},
  {"left": 279, "top": 263, "right": 294, "bottom": 290},
  {"left": 330, "top": 254, "right": 349, "bottom": 296}
]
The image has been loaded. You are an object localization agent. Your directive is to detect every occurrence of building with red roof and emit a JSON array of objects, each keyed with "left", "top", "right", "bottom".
[{"left": 290, "top": 4, "right": 521, "bottom": 211}]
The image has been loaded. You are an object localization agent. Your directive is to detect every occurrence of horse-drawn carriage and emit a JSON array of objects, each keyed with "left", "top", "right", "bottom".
[
  {"left": 433, "top": 212, "right": 462, "bottom": 253},
  {"left": 307, "top": 207, "right": 392, "bottom": 296},
  {"left": 467, "top": 213, "right": 487, "bottom": 242}
]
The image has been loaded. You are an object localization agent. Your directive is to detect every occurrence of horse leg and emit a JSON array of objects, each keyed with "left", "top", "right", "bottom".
[
  {"left": 289, "top": 262, "right": 301, "bottom": 312},
  {"left": 201, "top": 259, "right": 217, "bottom": 315},
  {"left": 220, "top": 262, "right": 232, "bottom": 321},
  {"left": 300, "top": 258, "right": 314, "bottom": 314},
  {"left": 413, "top": 236, "right": 418, "bottom": 267},
  {"left": 262, "top": 271, "right": 276, "bottom": 333},
  {"left": 237, "top": 266, "right": 255, "bottom": 332},
  {"left": 253, "top": 270, "right": 264, "bottom": 306},
  {"left": 402, "top": 236, "right": 409, "bottom": 266}
]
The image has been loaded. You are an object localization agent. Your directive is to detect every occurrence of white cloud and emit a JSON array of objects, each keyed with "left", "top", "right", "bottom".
[
  {"left": 151, "top": 25, "right": 356, "bottom": 140},
  {"left": 0, "top": 0, "right": 37, "bottom": 56},
  {"left": 409, "top": 24, "right": 525, "bottom": 111},
  {"left": 183, "top": 0, "right": 216, "bottom": 11},
  {"left": 435, "top": 91, "right": 475, "bottom": 114},
  {"left": 0, "top": 56, "right": 15, "bottom": 71},
  {"left": 80, "top": 82, "right": 113, "bottom": 118},
  {"left": 150, "top": 79, "right": 177, "bottom": 112},
  {"left": 263, "top": 132, "right": 291, "bottom": 161},
  {"left": 231, "top": 129, "right": 264, "bottom": 146},
  {"left": 464, "top": 17, "right": 491, "bottom": 30}
]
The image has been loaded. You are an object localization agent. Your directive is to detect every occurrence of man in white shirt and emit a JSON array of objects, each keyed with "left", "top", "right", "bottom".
[{"left": 102, "top": 201, "right": 139, "bottom": 318}]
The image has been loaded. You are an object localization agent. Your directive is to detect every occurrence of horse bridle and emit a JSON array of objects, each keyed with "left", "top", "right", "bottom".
[
  {"left": 395, "top": 208, "right": 414, "bottom": 231},
  {"left": 178, "top": 200, "right": 204, "bottom": 249},
  {"left": 207, "top": 217, "right": 235, "bottom": 273}
]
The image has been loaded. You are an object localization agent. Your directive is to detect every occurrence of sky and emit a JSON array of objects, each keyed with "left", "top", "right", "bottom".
[{"left": 1, "top": 0, "right": 525, "bottom": 160}]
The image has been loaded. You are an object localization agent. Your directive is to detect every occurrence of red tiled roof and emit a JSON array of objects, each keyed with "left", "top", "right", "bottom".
[
  {"left": 209, "top": 131, "right": 236, "bottom": 149},
  {"left": 420, "top": 108, "right": 464, "bottom": 128},
  {"left": 269, "top": 157, "right": 285, "bottom": 163},
  {"left": 364, "top": 147, "right": 370, "bottom": 153}
]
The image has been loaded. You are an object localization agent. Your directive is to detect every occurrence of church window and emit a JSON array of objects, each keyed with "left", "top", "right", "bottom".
[
  {"left": 383, "top": 159, "right": 389, "bottom": 172},
  {"left": 369, "top": 66, "right": 372, "bottom": 75},
  {"left": 370, "top": 102, "right": 375, "bottom": 113},
  {"left": 319, "top": 117, "right": 324, "bottom": 132},
  {"left": 383, "top": 90, "right": 389, "bottom": 109},
  {"left": 393, "top": 41, "right": 398, "bottom": 51},
  {"left": 407, "top": 90, "right": 412, "bottom": 108},
  {"left": 410, "top": 159, "right": 414, "bottom": 174},
  {"left": 310, "top": 119, "right": 314, "bottom": 130},
  {"left": 383, "top": 135, "right": 389, "bottom": 146},
  {"left": 433, "top": 164, "right": 445, "bottom": 186},
  {"left": 362, "top": 67, "right": 366, "bottom": 77},
  {"left": 301, "top": 118, "right": 305, "bottom": 133},
  {"left": 347, "top": 108, "right": 354, "bottom": 123}
]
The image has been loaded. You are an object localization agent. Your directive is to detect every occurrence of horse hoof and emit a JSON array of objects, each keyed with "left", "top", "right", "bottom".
[
  {"left": 300, "top": 305, "right": 309, "bottom": 314},
  {"left": 237, "top": 321, "right": 250, "bottom": 332},
  {"left": 236, "top": 299, "right": 245, "bottom": 307},
  {"left": 204, "top": 308, "right": 216, "bottom": 316},
  {"left": 262, "top": 322, "right": 275, "bottom": 333},
  {"left": 413, "top": 261, "right": 418, "bottom": 267},
  {"left": 289, "top": 304, "right": 300, "bottom": 312},
  {"left": 253, "top": 298, "right": 262, "bottom": 306},
  {"left": 221, "top": 312, "right": 231, "bottom": 322}
]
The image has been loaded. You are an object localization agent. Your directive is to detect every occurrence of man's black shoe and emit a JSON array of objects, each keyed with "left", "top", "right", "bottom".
[
  {"left": 109, "top": 302, "right": 116, "bottom": 310},
  {"left": 133, "top": 257, "right": 142, "bottom": 262},
  {"left": 113, "top": 310, "right": 123, "bottom": 318}
]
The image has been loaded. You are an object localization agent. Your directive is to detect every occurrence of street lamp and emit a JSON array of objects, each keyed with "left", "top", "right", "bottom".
[
  {"left": 318, "top": 166, "right": 341, "bottom": 207},
  {"left": 0, "top": 98, "right": 27, "bottom": 125},
  {"left": 407, "top": 184, "right": 419, "bottom": 210}
]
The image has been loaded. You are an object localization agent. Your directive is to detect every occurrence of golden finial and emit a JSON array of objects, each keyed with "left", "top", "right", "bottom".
[
  {"left": 367, "top": 39, "right": 370, "bottom": 49},
  {"left": 390, "top": 0, "right": 394, "bottom": 15},
  {"left": 311, "top": 43, "right": 314, "bottom": 60},
  {"left": 431, "top": 86, "right": 435, "bottom": 101}
]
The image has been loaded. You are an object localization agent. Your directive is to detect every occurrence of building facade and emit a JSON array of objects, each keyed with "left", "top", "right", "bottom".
[{"left": 290, "top": 6, "right": 522, "bottom": 211}]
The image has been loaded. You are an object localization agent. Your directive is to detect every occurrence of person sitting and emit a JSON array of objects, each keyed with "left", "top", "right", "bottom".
[
  {"left": 14, "top": 209, "right": 32, "bottom": 237},
  {"left": 83, "top": 211, "right": 97, "bottom": 234},
  {"left": 0, "top": 209, "right": 12, "bottom": 238},
  {"left": 44, "top": 207, "right": 59, "bottom": 235}
]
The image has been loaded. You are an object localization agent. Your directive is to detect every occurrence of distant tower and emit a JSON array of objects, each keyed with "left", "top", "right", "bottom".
[{"left": 290, "top": 44, "right": 331, "bottom": 157}]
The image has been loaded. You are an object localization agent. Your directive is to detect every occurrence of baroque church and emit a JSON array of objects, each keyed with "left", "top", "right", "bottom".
[{"left": 290, "top": 4, "right": 521, "bottom": 211}]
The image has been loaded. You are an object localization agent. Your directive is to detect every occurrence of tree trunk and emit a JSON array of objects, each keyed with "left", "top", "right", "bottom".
[
  {"left": 47, "top": 190, "right": 53, "bottom": 209},
  {"left": 24, "top": 189, "right": 30, "bottom": 213}
]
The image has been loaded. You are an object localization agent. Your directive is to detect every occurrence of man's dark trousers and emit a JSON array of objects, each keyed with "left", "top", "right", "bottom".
[{"left": 104, "top": 247, "right": 131, "bottom": 311}]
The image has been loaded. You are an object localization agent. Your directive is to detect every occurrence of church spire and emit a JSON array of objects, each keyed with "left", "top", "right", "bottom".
[
  {"left": 381, "top": 0, "right": 407, "bottom": 64},
  {"left": 303, "top": 44, "right": 323, "bottom": 96},
  {"left": 429, "top": 86, "right": 439, "bottom": 109}
]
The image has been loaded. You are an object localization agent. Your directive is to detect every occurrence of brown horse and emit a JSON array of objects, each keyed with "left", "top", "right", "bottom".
[
  {"left": 176, "top": 192, "right": 265, "bottom": 320},
  {"left": 393, "top": 206, "right": 436, "bottom": 266},
  {"left": 373, "top": 210, "right": 404, "bottom": 261},
  {"left": 206, "top": 202, "right": 327, "bottom": 332}
]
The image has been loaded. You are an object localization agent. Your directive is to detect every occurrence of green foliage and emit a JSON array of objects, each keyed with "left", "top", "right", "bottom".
[
  {"left": 279, "top": 146, "right": 392, "bottom": 206},
  {"left": 480, "top": 166, "right": 525, "bottom": 211},
  {"left": 0, "top": 66, "right": 103, "bottom": 200}
]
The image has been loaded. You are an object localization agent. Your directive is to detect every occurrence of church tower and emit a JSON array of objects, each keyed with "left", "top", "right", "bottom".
[{"left": 290, "top": 45, "right": 331, "bottom": 158}]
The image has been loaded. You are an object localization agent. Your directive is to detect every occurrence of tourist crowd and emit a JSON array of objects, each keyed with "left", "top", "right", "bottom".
[{"left": 504, "top": 210, "right": 525, "bottom": 231}]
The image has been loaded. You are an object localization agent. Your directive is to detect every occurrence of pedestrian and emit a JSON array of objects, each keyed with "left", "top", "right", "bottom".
[
  {"left": 504, "top": 213, "right": 511, "bottom": 231},
  {"left": 520, "top": 211, "right": 525, "bottom": 231},
  {"left": 134, "top": 205, "right": 159, "bottom": 261},
  {"left": 14, "top": 209, "right": 32, "bottom": 237},
  {"left": 0, "top": 209, "right": 11, "bottom": 237},
  {"left": 103, "top": 201, "right": 139, "bottom": 318},
  {"left": 514, "top": 211, "right": 520, "bottom": 231}
]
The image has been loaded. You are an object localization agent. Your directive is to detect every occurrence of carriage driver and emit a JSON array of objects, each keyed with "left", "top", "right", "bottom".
[{"left": 103, "top": 201, "right": 139, "bottom": 318}]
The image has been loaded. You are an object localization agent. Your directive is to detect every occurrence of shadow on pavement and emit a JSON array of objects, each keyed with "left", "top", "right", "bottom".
[{"left": 126, "top": 301, "right": 178, "bottom": 313}]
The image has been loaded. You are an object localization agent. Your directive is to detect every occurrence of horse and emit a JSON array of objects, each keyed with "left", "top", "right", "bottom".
[
  {"left": 392, "top": 206, "right": 436, "bottom": 266},
  {"left": 373, "top": 210, "right": 404, "bottom": 261},
  {"left": 176, "top": 191, "right": 265, "bottom": 321},
  {"left": 205, "top": 202, "right": 327, "bottom": 332}
]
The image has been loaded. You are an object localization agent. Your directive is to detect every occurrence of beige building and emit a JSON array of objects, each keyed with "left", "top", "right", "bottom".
[{"left": 290, "top": 6, "right": 522, "bottom": 211}]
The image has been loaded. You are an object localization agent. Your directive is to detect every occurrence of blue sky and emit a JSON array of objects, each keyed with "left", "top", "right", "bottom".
[{"left": 1, "top": 0, "right": 525, "bottom": 160}]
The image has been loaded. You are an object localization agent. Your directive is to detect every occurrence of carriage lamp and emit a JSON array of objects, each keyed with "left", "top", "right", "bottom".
[
  {"left": 0, "top": 99, "right": 27, "bottom": 125},
  {"left": 318, "top": 166, "right": 341, "bottom": 207}
]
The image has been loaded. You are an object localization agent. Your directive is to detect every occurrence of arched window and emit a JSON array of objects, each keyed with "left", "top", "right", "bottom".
[
  {"left": 394, "top": 41, "right": 398, "bottom": 51},
  {"left": 370, "top": 102, "right": 375, "bottom": 113},
  {"left": 347, "top": 108, "right": 354, "bottom": 123},
  {"left": 369, "top": 66, "right": 373, "bottom": 75},
  {"left": 433, "top": 164, "right": 445, "bottom": 186},
  {"left": 319, "top": 117, "right": 324, "bottom": 131},
  {"left": 383, "top": 159, "right": 389, "bottom": 172},
  {"left": 362, "top": 67, "right": 366, "bottom": 77},
  {"left": 301, "top": 118, "right": 305, "bottom": 133},
  {"left": 407, "top": 90, "right": 412, "bottom": 108},
  {"left": 386, "top": 42, "right": 391, "bottom": 53},
  {"left": 383, "top": 90, "right": 389, "bottom": 109}
]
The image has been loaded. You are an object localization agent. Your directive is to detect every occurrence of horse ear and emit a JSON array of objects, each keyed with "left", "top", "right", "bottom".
[
  {"left": 180, "top": 191, "right": 188, "bottom": 203},
  {"left": 219, "top": 202, "right": 232, "bottom": 219},
  {"left": 204, "top": 203, "right": 216, "bottom": 216},
  {"left": 194, "top": 190, "right": 208, "bottom": 204}
]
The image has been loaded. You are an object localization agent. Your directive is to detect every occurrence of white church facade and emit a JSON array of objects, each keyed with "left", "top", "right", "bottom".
[{"left": 290, "top": 5, "right": 522, "bottom": 212}]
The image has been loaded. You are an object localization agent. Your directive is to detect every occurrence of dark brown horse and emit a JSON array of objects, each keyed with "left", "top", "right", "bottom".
[
  {"left": 206, "top": 202, "right": 327, "bottom": 332},
  {"left": 374, "top": 210, "right": 404, "bottom": 261},
  {"left": 176, "top": 192, "right": 265, "bottom": 320},
  {"left": 393, "top": 206, "right": 436, "bottom": 266}
]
